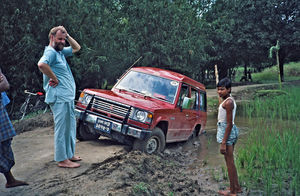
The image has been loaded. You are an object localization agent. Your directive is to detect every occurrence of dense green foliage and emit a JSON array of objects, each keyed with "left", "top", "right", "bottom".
[
  {"left": 1, "top": 0, "right": 299, "bottom": 114},
  {"left": 238, "top": 87, "right": 300, "bottom": 195}
]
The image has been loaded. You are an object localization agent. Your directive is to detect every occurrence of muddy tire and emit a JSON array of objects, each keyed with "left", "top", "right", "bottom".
[
  {"left": 76, "top": 122, "right": 100, "bottom": 141},
  {"left": 133, "top": 127, "right": 165, "bottom": 154},
  {"left": 188, "top": 126, "right": 201, "bottom": 140},
  {"left": 188, "top": 128, "right": 198, "bottom": 140}
]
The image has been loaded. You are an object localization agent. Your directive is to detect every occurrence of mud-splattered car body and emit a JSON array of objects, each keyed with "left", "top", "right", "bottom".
[{"left": 75, "top": 67, "right": 207, "bottom": 153}]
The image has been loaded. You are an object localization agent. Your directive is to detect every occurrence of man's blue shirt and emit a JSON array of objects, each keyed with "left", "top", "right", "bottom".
[{"left": 38, "top": 46, "right": 76, "bottom": 103}]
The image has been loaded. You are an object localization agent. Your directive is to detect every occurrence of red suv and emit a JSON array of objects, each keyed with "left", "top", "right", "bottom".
[{"left": 75, "top": 67, "right": 207, "bottom": 154}]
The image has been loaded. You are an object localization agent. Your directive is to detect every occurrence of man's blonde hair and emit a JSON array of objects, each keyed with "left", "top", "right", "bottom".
[{"left": 48, "top": 26, "right": 66, "bottom": 40}]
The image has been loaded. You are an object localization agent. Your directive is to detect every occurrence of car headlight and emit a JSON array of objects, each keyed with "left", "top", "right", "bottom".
[
  {"left": 136, "top": 111, "right": 147, "bottom": 122},
  {"left": 79, "top": 92, "right": 93, "bottom": 105},
  {"left": 130, "top": 108, "right": 153, "bottom": 124}
]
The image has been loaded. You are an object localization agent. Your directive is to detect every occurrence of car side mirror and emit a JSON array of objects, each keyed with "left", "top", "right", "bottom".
[{"left": 182, "top": 97, "right": 192, "bottom": 110}]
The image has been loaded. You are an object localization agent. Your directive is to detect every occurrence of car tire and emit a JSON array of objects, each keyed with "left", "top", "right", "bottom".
[
  {"left": 188, "top": 128, "right": 197, "bottom": 140},
  {"left": 188, "top": 126, "right": 201, "bottom": 140},
  {"left": 76, "top": 122, "right": 100, "bottom": 141},
  {"left": 133, "top": 127, "right": 166, "bottom": 154}
]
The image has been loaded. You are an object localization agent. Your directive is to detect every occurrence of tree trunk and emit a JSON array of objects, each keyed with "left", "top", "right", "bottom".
[
  {"left": 241, "top": 60, "right": 248, "bottom": 82},
  {"left": 279, "top": 49, "right": 285, "bottom": 82},
  {"left": 218, "top": 64, "right": 228, "bottom": 80},
  {"left": 244, "top": 63, "right": 247, "bottom": 79}
]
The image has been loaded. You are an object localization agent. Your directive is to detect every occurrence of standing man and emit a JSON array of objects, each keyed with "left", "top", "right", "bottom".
[
  {"left": 38, "top": 26, "right": 81, "bottom": 168},
  {"left": 0, "top": 68, "right": 28, "bottom": 188}
]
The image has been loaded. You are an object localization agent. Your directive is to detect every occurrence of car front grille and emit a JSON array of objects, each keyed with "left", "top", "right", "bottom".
[{"left": 92, "top": 96, "right": 131, "bottom": 119}]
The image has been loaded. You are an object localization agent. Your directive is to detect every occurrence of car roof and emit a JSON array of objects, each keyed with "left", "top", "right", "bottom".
[{"left": 131, "top": 67, "right": 206, "bottom": 90}]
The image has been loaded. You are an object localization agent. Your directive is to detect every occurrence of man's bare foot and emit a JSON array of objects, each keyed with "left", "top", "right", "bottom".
[
  {"left": 58, "top": 159, "right": 80, "bottom": 168},
  {"left": 218, "top": 190, "right": 237, "bottom": 196},
  {"left": 69, "top": 156, "right": 82, "bottom": 162},
  {"left": 6, "top": 180, "right": 29, "bottom": 188}
]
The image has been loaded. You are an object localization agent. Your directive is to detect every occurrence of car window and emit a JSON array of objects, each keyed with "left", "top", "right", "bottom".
[
  {"left": 115, "top": 71, "right": 179, "bottom": 103},
  {"left": 200, "top": 91, "right": 207, "bottom": 111},
  {"left": 177, "top": 84, "right": 189, "bottom": 107},
  {"left": 191, "top": 88, "right": 199, "bottom": 110}
]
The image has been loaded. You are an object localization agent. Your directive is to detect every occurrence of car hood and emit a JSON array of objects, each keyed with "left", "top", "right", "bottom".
[{"left": 84, "top": 89, "right": 174, "bottom": 111}]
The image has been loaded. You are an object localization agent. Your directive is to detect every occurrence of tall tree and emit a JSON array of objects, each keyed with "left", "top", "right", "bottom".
[{"left": 232, "top": 0, "right": 300, "bottom": 81}]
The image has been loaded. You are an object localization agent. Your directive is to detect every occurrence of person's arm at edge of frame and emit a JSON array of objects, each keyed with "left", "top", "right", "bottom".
[
  {"left": 66, "top": 34, "right": 81, "bottom": 53},
  {"left": 0, "top": 69, "right": 10, "bottom": 92},
  {"left": 220, "top": 99, "right": 234, "bottom": 154}
]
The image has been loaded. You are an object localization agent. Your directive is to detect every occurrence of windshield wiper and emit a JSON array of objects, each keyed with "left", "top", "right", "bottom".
[
  {"left": 129, "top": 88, "right": 153, "bottom": 98},
  {"left": 153, "top": 95, "right": 168, "bottom": 102},
  {"left": 128, "top": 88, "right": 142, "bottom": 94},
  {"left": 117, "top": 87, "right": 128, "bottom": 92}
]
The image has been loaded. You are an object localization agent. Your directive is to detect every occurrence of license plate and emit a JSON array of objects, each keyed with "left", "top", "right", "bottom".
[{"left": 94, "top": 118, "right": 112, "bottom": 134}]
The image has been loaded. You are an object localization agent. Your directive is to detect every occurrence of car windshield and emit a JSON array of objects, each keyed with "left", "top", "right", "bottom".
[{"left": 115, "top": 71, "right": 179, "bottom": 103}]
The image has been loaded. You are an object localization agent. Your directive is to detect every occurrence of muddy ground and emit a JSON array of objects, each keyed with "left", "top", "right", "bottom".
[{"left": 1, "top": 82, "right": 297, "bottom": 196}]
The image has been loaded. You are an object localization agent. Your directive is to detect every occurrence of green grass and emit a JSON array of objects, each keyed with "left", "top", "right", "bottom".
[
  {"left": 243, "top": 87, "right": 300, "bottom": 121},
  {"left": 237, "top": 86, "right": 300, "bottom": 195},
  {"left": 234, "top": 61, "right": 300, "bottom": 83},
  {"left": 253, "top": 61, "right": 300, "bottom": 83}
]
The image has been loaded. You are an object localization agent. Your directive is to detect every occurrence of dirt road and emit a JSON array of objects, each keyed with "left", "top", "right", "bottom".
[{"left": 0, "top": 119, "right": 125, "bottom": 195}]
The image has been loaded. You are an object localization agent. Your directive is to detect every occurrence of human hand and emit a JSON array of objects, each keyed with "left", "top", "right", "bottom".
[
  {"left": 220, "top": 143, "right": 226, "bottom": 154},
  {"left": 49, "top": 78, "right": 59, "bottom": 87}
]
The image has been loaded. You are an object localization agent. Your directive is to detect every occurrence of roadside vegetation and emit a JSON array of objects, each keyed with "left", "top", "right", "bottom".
[
  {"left": 252, "top": 62, "right": 300, "bottom": 83},
  {"left": 237, "top": 86, "right": 300, "bottom": 195},
  {"left": 234, "top": 61, "right": 300, "bottom": 83}
]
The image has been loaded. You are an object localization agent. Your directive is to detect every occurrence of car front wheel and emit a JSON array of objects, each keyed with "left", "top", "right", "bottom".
[
  {"left": 76, "top": 122, "right": 100, "bottom": 141},
  {"left": 133, "top": 127, "right": 166, "bottom": 154}
]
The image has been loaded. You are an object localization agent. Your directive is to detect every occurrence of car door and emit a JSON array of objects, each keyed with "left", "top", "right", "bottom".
[
  {"left": 182, "top": 87, "right": 200, "bottom": 139},
  {"left": 166, "top": 83, "right": 195, "bottom": 142}
]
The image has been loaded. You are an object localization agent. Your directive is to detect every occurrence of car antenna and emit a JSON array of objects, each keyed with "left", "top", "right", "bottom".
[
  {"left": 129, "top": 56, "right": 143, "bottom": 70},
  {"left": 119, "top": 56, "right": 143, "bottom": 79}
]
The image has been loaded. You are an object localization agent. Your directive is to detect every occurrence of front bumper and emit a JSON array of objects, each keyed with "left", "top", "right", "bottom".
[{"left": 75, "top": 108, "right": 150, "bottom": 139}]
